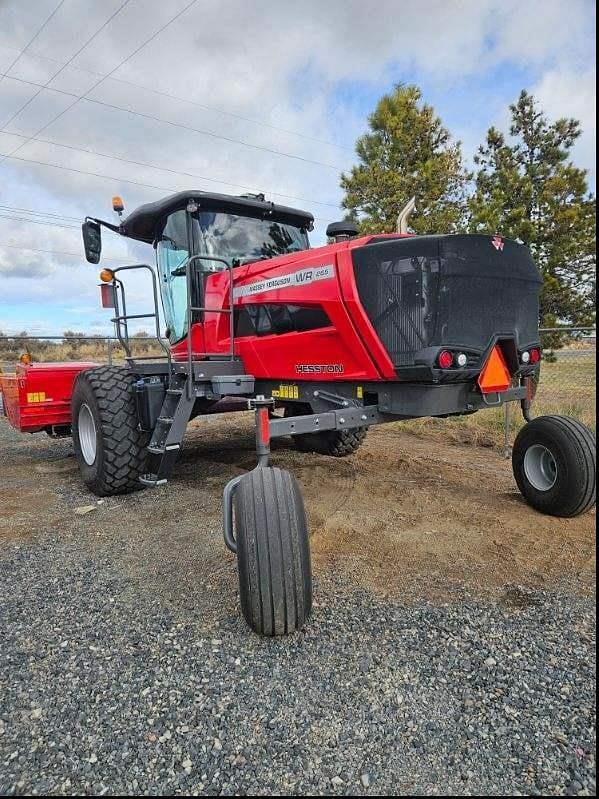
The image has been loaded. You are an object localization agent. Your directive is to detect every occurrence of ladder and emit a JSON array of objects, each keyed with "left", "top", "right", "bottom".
[{"left": 140, "top": 373, "right": 195, "bottom": 487}]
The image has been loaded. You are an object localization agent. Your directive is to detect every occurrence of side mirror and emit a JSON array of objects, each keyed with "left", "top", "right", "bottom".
[{"left": 82, "top": 220, "right": 102, "bottom": 264}]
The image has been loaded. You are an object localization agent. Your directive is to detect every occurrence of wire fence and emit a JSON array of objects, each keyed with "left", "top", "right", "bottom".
[
  {"left": 535, "top": 327, "right": 595, "bottom": 426},
  {"left": 1, "top": 328, "right": 596, "bottom": 434},
  {"left": 0, "top": 334, "right": 162, "bottom": 371}
]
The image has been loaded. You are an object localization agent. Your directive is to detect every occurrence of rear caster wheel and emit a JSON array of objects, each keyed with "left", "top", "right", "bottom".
[
  {"left": 234, "top": 467, "right": 312, "bottom": 636},
  {"left": 512, "top": 415, "right": 596, "bottom": 517}
]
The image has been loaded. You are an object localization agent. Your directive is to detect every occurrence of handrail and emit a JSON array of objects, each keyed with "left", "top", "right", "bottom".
[
  {"left": 110, "top": 264, "right": 171, "bottom": 370},
  {"left": 183, "top": 253, "right": 236, "bottom": 398}
]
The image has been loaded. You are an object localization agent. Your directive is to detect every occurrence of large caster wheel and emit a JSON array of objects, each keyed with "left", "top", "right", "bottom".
[
  {"left": 512, "top": 415, "right": 596, "bottom": 518},
  {"left": 234, "top": 467, "right": 312, "bottom": 636}
]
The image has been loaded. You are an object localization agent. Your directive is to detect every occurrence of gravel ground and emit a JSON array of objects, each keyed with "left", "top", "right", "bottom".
[
  {"left": 0, "top": 418, "right": 596, "bottom": 795},
  {"left": 0, "top": 536, "right": 595, "bottom": 796}
]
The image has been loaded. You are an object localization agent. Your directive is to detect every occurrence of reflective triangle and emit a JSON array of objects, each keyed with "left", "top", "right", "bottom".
[{"left": 478, "top": 345, "right": 511, "bottom": 394}]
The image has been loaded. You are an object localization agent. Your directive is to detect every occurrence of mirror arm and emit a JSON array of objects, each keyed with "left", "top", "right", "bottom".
[{"left": 85, "top": 215, "right": 121, "bottom": 234}]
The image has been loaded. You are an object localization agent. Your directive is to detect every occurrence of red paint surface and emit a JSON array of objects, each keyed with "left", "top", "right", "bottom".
[
  {"left": 171, "top": 234, "right": 411, "bottom": 381},
  {"left": 259, "top": 407, "right": 270, "bottom": 446},
  {"left": 0, "top": 362, "right": 97, "bottom": 432},
  {"left": 1, "top": 234, "right": 414, "bottom": 434}
]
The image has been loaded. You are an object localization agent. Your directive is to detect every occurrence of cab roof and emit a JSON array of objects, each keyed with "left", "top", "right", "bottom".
[{"left": 119, "top": 190, "right": 315, "bottom": 244}]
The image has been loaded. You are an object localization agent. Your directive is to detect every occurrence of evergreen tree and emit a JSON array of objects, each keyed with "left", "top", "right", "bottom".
[
  {"left": 469, "top": 91, "right": 596, "bottom": 326},
  {"left": 340, "top": 85, "right": 469, "bottom": 235}
]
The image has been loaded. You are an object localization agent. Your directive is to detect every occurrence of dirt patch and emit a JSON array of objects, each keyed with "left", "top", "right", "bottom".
[
  {"left": 0, "top": 414, "right": 595, "bottom": 613},
  {"left": 0, "top": 444, "right": 66, "bottom": 538},
  {"left": 301, "top": 423, "right": 595, "bottom": 601}
]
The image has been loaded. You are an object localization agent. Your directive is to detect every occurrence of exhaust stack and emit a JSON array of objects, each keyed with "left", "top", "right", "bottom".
[{"left": 396, "top": 197, "right": 416, "bottom": 234}]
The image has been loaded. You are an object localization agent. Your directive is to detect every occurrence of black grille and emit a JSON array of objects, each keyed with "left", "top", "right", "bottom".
[
  {"left": 353, "top": 238, "right": 440, "bottom": 366},
  {"left": 235, "top": 304, "right": 331, "bottom": 337},
  {"left": 352, "top": 235, "right": 542, "bottom": 369}
]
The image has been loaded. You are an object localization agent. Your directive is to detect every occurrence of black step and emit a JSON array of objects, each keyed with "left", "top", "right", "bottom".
[
  {"left": 147, "top": 442, "right": 180, "bottom": 455},
  {"left": 139, "top": 473, "right": 168, "bottom": 487}
]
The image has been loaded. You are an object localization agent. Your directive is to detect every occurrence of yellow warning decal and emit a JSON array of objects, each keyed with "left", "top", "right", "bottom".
[
  {"left": 356, "top": 386, "right": 363, "bottom": 399},
  {"left": 26, "top": 392, "right": 47, "bottom": 403},
  {"left": 272, "top": 384, "right": 300, "bottom": 400}
]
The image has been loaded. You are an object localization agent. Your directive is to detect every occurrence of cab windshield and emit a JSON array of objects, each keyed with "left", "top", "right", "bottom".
[
  {"left": 156, "top": 209, "right": 310, "bottom": 342},
  {"left": 194, "top": 211, "right": 308, "bottom": 262}
]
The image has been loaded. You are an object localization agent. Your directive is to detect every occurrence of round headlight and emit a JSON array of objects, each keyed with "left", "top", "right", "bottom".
[
  {"left": 456, "top": 353, "right": 468, "bottom": 367},
  {"left": 521, "top": 351, "right": 531, "bottom": 364}
]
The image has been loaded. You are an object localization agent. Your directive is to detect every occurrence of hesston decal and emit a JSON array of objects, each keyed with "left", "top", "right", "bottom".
[
  {"left": 295, "top": 364, "right": 344, "bottom": 374},
  {"left": 491, "top": 236, "right": 505, "bottom": 252}
]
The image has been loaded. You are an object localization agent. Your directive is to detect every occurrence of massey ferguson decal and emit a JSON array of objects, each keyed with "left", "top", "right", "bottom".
[
  {"left": 491, "top": 235, "right": 505, "bottom": 251},
  {"left": 295, "top": 364, "right": 344, "bottom": 374},
  {"left": 233, "top": 264, "right": 335, "bottom": 299}
]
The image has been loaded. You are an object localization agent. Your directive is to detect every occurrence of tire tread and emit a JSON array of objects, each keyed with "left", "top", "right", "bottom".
[
  {"left": 235, "top": 467, "right": 311, "bottom": 636},
  {"left": 72, "top": 366, "right": 149, "bottom": 495},
  {"left": 513, "top": 414, "right": 596, "bottom": 518},
  {"left": 294, "top": 427, "right": 367, "bottom": 457}
]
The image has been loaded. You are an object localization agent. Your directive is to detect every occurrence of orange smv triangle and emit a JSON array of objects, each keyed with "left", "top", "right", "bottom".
[{"left": 478, "top": 345, "right": 512, "bottom": 394}]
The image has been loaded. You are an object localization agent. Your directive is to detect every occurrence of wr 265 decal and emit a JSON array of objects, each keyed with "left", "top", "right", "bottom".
[{"left": 232, "top": 264, "right": 335, "bottom": 300}]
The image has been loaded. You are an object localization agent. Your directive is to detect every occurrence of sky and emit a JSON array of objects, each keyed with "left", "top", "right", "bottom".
[{"left": 0, "top": 0, "right": 596, "bottom": 336}]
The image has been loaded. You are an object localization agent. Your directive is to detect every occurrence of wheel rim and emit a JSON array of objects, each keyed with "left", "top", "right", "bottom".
[
  {"left": 524, "top": 444, "right": 557, "bottom": 491},
  {"left": 78, "top": 403, "right": 97, "bottom": 466}
]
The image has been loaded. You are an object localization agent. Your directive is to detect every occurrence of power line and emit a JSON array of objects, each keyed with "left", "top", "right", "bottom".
[
  {"left": 0, "top": 0, "right": 67, "bottom": 90},
  {"left": 0, "top": 204, "right": 81, "bottom": 222},
  {"left": 1, "top": 153, "right": 337, "bottom": 224},
  {"left": 0, "top": 212, "right": 79, "bottom": 230},
  {"left": 0, "top": 241, "right": 132, "bottom": 261},
  {"left": 0, "top": 0, "right": 199, "bottom": 168},
  {"left": 2, "top": 131, "right": 344, "bottom": 209},
  {"left": 0, "top": 0, "right": 132, "bottom": 135},
  {"left": 1, "top": 43, "right": 353, "bottom": 153},
  {"left": 106, "top": 77, "right": 353, "bottom": 154},
  {"left": 2, "top": 151, "right": 188, "bottom": 193},
  {"left": 0, "top": 70, "right": 346, "bottom": 172}
]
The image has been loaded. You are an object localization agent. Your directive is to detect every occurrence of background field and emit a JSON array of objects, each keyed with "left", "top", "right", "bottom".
[{"left": 1, "top": 333, "right": 594, "bottom": 448}]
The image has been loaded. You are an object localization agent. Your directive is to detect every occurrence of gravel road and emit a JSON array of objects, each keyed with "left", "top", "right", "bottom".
[{"left": 0, "top": 417, "right": 596, "bottom": 795}]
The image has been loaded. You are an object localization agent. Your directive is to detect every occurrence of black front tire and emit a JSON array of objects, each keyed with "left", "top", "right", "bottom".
[
  {"left": 512, "top": 415, "right": 596, "bottom": 518},
  {"left": 234, "top": 467, "right": 312, "bottom": 636},
  {"left": 72, "top": 366, "right": 149, "bottom": 496}
]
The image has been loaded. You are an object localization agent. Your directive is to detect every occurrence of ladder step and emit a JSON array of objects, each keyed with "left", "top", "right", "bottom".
[
  {"left": 158, "top": 416, "right": 174, "bottom": 424},
  {"left": 140, "top": 473, "right": 168, "bottom": 487},
  {"left": 166, "top": 388, "right": 183, "bottom": 395},
  {"left": 147, "top": 443, "right": 180, "bottom": 454}
]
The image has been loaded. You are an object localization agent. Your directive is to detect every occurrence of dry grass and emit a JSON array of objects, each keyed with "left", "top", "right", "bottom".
[
  {"left": 404, "top": 353, "right": 596, "bottom": 448},
  {"left": 0, "top": 338, "right": 163, "bottom": 365},
  {"left": 1, "top": 339, "right": 594, "bottom": 449}
]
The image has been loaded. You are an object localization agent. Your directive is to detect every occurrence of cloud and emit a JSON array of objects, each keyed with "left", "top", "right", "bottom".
[
  {"left": 533, "top": 67, "right": 596, "bottom": 181},
  {"left": 0, "top": 247, "right": 56, "bottom": 277},
  {"left": 0, "top": 0, "right": 595, "bottom": 333}
]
